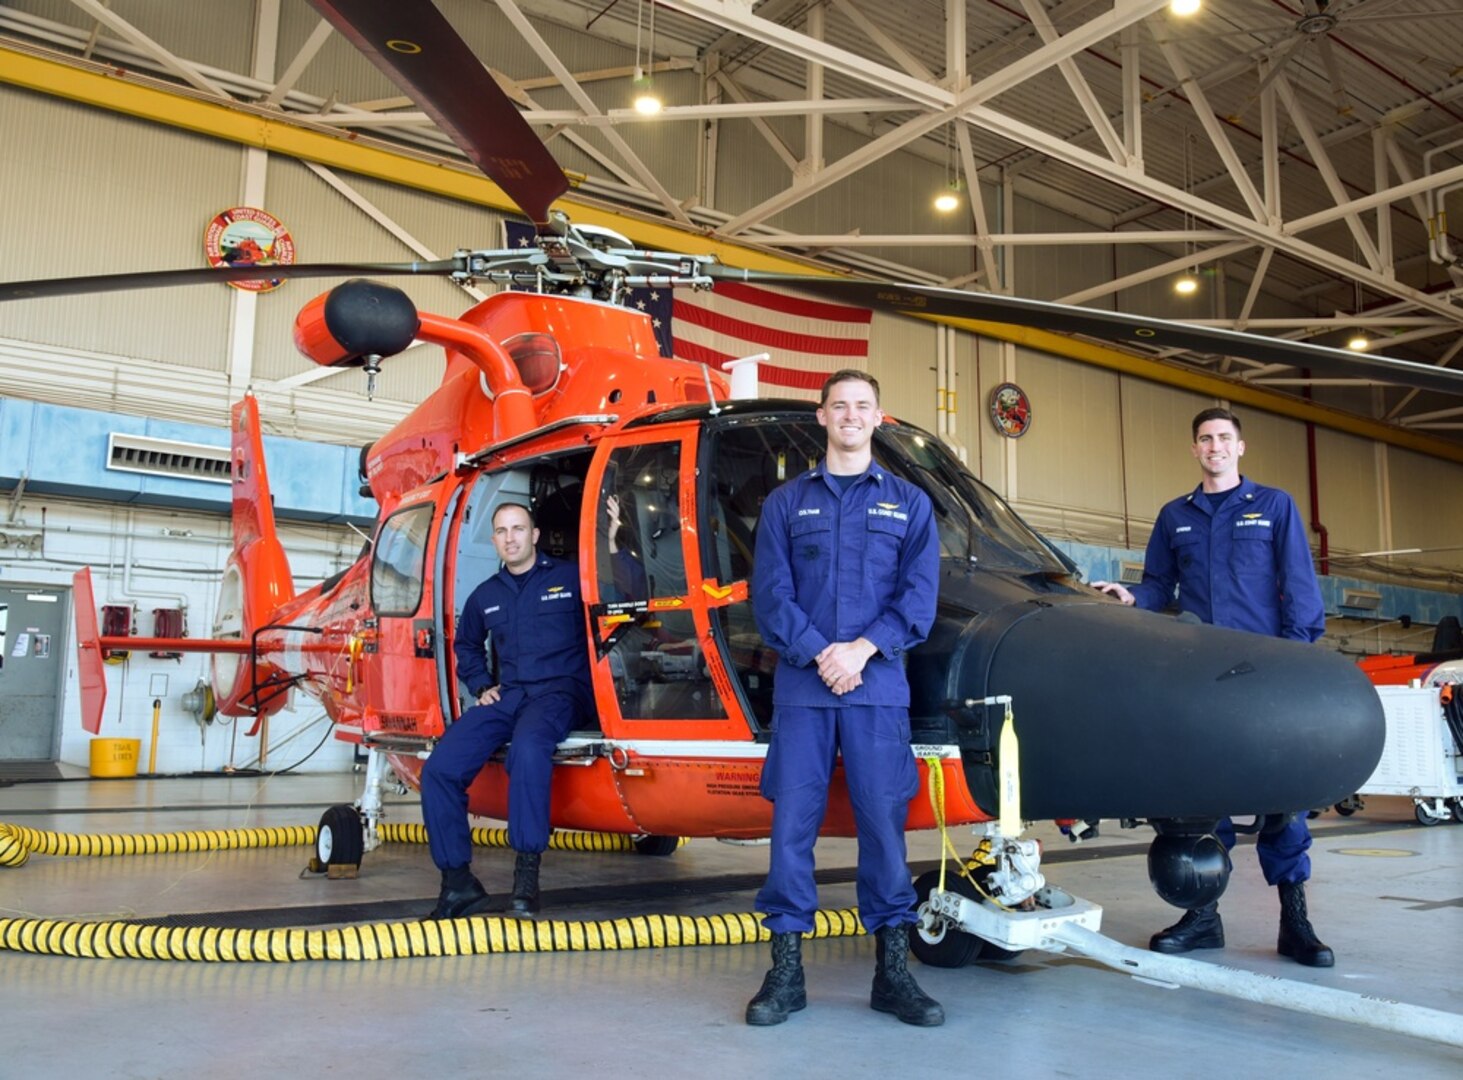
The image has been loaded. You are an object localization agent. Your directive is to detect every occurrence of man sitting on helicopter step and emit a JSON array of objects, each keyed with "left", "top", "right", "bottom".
[{"left": 422, "top": 501, "right": 593, "bottom": 919}]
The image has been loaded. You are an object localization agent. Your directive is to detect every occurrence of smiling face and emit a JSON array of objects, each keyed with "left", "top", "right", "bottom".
[
  {"left": 491, "top": 504, "right": 539, "bottom": 574},
  {"left": 817, "top": 376, "right": 883, "bottom": 459},
  {"left": 1191, "top": 418, "right": 1245, "bottom": 489}
]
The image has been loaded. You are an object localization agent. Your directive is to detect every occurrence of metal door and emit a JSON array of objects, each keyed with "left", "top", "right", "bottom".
[{"left": 0, "top": 586, "right": 67, "bottom": 760}]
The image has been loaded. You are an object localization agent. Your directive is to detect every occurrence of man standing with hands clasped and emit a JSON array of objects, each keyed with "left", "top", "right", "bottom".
[
  {"left": 1094, "top": 407, "right": 1335, "bottom": 967},
  {"left": 746, "top": 369, "right": 945, "bottom": 1027}
]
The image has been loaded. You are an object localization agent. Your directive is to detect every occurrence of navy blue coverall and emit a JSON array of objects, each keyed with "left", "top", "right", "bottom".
[
  {"left": 422, "top": 553, "right": 592, "bottom": 870},
  {"left": 1129, "top": 476, "right": 1326, "bottom": 884},
  {"left": 751, "top": 462, "right": 940, "bottom": 934}
]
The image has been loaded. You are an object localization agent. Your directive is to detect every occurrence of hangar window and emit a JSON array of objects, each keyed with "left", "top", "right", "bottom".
[{"left": 372, "top": 503, "right": 434, "bottom": 617}]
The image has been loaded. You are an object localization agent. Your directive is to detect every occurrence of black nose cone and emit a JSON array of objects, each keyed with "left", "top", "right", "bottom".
[{"left": 964, "top": 601, "right": 1385, "bottom": 821}]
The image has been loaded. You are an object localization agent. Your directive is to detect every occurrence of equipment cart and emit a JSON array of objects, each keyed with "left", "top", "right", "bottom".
[{"left": 1350, "top": 685, "right": 1463, "bottom": 825}]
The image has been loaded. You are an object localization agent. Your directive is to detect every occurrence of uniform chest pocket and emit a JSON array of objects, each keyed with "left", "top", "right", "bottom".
[
  {"left": 790, "top": 516, "right": 833, "bottom": 563},
  {"left": 481, "top": 607, "right": 509, "bottom": 634},
  {"left": 1170, "top": 529, "right": 1203, "bottom": 569},
  {"left": 1231, "top": 527, "right": 1275, "bottom": 573},
  {"left": 866, "top": 513, "right": 909, "bottom": 563}
]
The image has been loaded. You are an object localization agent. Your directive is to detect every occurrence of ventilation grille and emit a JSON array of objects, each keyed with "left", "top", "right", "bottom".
[
  {"left": 107, "top": 433, "right": 231, "bottom": 484},
  {"left": 1118, "top": 560, "right": 1145, "bottom": 584},
  {"left": 1340, "top": 588, "right": 1383, "bottom": 611}
]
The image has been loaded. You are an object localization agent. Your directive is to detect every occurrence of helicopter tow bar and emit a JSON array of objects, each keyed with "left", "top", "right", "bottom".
[
  {"left": 916, "top": 695, "right": 1463, "bottom": 1049},
  {"left": 918, "top": 880, "right": 1463, "bottom": 1048}
]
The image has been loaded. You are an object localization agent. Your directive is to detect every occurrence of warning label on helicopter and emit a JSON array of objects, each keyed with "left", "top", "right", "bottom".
[{"left": 706, "top": 768, "right": 761, "bottom": 797}]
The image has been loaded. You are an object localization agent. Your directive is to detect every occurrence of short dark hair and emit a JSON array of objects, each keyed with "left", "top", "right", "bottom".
[
  {"left": 820, "top": 369, "right": 880, "bottom": 406},
  {"left": 1192, "top": 407, "right": 1242, "bottom": 440},
  {"left": 491, "top": 501, "right": 536, "bottom": 528}
]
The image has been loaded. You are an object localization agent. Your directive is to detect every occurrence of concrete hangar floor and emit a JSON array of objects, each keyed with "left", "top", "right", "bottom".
[{"left": 0, "top": 773, "right": 1457, "bottom": 1078}]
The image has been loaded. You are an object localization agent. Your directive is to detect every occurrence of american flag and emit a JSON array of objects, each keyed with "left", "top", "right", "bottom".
[{"left": 504, "top": 221, "right": 871, "bottom": 399}]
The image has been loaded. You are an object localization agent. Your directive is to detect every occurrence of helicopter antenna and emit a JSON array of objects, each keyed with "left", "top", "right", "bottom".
[{"left": 700, "top": 364, "right": 722, "bottom": 416}]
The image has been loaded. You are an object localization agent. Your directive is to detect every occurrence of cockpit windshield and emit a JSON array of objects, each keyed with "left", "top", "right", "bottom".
[
  {"left": 702, "top": 412, "right": 1069, "bottom": 581},
  {"left": 876, "top": 424, "right": 1071, "bottom": 575}
]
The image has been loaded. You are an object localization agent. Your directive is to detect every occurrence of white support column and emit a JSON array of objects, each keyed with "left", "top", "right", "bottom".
[
  {"left": 226, "top": 0, "right": 280, "bottom": 398},
  {"left": 1374, "top": 130, "right": 1394, "bottom": 277},
  {"left": 802, "top": 3, "right": 825, "bottom": 180},
  {"left": 1120, "top": 25, "right": 1142, "bottom": 169},
  {"left": 1260, "top": 62, "right": 1280, "bottom": 228},
  {"left": 703, "top": 52, "right": 720, "bottom": 210},
  {"left": 1000, "top": 341, "right": 1018, "bottom": 501}
]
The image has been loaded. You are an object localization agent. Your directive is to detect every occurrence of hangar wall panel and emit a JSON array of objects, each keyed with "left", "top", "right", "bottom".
[
  {"left": 1005, "top": 349, "right": 1124, "bottom": 520},
  {"left": 1315, "top": 426, "right": 1385, "bottom": 556},
  {"left": 1385, "top": 448, "right": 1463, "bottom": 573},
  {"left": 875, "top": 315, "right": 938, "bottom": 429},
  {"left": 0, "top": 89, "right": 237, "bottom": 366}
]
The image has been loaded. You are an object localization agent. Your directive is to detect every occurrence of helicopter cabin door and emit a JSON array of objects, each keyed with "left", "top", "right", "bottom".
[
  {"left": 585, "top": 425, "right": 770, "bottom": 833},
  {"left": 365, "top": 478, "right": 457, "bottom": 740}
]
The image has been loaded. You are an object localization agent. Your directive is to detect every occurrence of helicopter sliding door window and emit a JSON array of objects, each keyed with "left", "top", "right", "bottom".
[
  {"left": 371, "top": 503, "right": 434, "bottom": 616},
  {"left": 702, "top": 416, "right": 828, "bottom": 733},
  {"left": 594, "top": 440, "right": 723, "bottom": 721}
]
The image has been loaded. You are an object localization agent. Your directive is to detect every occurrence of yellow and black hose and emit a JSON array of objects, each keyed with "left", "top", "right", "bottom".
[
  {"left": 0, "top": 820, "right": 856, "bottom": 962},
  {"left": 0, "top": 908, "right": 864, "bottom": 962},
  {"left": 0, "top": 820, "right": 669, "bottom": 869}
]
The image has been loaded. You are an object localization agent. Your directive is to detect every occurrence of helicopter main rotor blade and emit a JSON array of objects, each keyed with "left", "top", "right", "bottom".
[
  {"left": 308, "top": 0, "right": 569, "bottom": 226},
  {"left": 0, "top": 260, "right": 463, "bottom": 302},
  {"left": 707, "top": 268, "right": 1463, "bottom": 398}
]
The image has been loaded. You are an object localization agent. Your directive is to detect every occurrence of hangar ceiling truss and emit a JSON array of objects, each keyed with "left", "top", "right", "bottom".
[{"left": 3, "top": 0, "right": 1463, "bottom": 430}]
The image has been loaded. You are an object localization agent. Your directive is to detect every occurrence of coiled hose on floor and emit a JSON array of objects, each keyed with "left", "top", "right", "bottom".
[
  {"left": 0, "top": 820, "right": 649, "bottom": 869},
  {"left": 0, "top": 908, "right": 863, "bottom": 962},
  {"left": 0, "top": 820, "right": 863, "bottom": 961}
]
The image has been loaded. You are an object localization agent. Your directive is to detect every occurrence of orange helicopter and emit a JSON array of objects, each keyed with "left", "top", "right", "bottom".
[{"left": 2, "top": 0, "right": 1431, "bottom": 957}]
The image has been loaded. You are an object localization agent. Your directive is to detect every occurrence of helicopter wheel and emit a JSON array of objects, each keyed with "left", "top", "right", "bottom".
[
  {"left": 909, "top": 868, "right": 1024, "bottom": 968},
  {"left": 633, "top": 835, "right": 681, "bottom": 857},
  {"left": 317, "top": 804, "right": 365, "bottom": 871}
]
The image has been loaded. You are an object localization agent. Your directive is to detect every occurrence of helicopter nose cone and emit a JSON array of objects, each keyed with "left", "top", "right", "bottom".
[{"left": 964, "top": 601, "right": 1385, "bottom": 822}]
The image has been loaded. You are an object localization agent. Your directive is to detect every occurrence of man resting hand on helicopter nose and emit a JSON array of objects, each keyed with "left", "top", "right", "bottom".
[
  {"left": 420, "top": 502, "right": 592, "bottom": 920},
  {"left": 746, "top": 369, "right": 944, "bottom": 1029},
  {"left": 1093, "top": 407, "right": 1334, "bottom": 969}
]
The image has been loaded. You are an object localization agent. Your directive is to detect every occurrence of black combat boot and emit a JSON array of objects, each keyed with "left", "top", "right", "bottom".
[
  {"left": 427, "top": 865, "right": 492, "bottom": 919},
  {"left": 510, "top": 851, "right": 541, "bottom": 917},
  {"left": 1277, "top": 881, "right": 1335, "bottom": 967},
  {"left": 1149, "top": 902, "right": 1225, "bottom": 954},
  {"left": 870, "top": 924, "right": 944, "bottom": 1027},
  {"left": 745, "top": 932, "right": 807, "bottom": 1026}
]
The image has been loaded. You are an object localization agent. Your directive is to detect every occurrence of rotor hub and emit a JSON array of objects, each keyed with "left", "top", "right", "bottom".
[{"left": 1296, "top": 13, "right": 1338, "bottom": 35}]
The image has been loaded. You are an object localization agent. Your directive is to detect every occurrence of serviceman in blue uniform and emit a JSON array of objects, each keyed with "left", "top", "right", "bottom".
[
  {"left": 1095, "top": 407, "right": 1334, "bottom": 966},
  {"left": 746, "top": 370, "right": 945, "bottom": 1027},
  {"left": 422, "top": 502, "right": 592, "bottom": 920}
]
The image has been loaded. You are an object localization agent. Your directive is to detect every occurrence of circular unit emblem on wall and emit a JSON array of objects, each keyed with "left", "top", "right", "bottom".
[
  {"left": 989, "top": 382, "right": 1032, "bottom": 438},
  {"left": 203, "top": 207, "right": 296, "bottom": 293}
]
